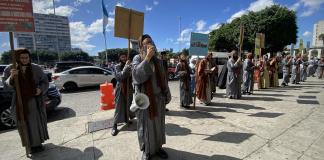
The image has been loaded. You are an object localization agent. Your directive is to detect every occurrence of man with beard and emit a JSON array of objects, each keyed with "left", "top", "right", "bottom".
[
  {"left": 226, "top": 50, "right": 242, "bottom": 99},
  {"left": 132, "top": 34, "right": 171, "bottom": 160},
  {"left": 176, "top": 52, "right": 193, "bottom": 108},
  {"left": 242, "top": 53, "right": 255, "bottom": 95},
  {"left": 3, "top": 48, "right": 49, "bottom": 155},
  {"left": 111, "top": 52, "right": 134, "bottom": 136},
  {"left": 196, "top": 53, "right": 213, "bottom": 105}
]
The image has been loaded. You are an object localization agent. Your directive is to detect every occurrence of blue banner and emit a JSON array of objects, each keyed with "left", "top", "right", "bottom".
[{"left": 189, "top": 32, "right": 209, "bottom": 56}]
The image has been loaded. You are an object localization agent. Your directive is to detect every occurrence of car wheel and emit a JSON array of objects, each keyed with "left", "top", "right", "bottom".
[
  {"left": 0, "top": 106, "right": 16, "bottom": 129},
  {"left": 63, "top": 82, "right": 78, "bottom": 91},
  {"left": 111, "top": 79, "right": 117, "bottom": 88}
]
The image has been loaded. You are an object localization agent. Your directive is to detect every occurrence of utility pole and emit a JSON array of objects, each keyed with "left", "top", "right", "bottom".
[
  {"left": 53, "top": 0, "right": 60, "bottom": 61},
  {"left": 178, "top": 16, "right": 181, "bottom": 53}
]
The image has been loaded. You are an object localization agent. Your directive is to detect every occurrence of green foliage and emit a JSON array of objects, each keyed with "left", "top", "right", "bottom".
[
  {"left": 209, "top": 5, "right": 298, "bottom": 54},
  {"left": 0, "top": 50, "right": 93, "bottom": 65},
  {"left": 98, "top": 48, "right": 139, "bottom": 62}
]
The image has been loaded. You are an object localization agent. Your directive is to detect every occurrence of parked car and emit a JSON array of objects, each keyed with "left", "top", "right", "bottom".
[
  {"left": 0, "top": 76, "right": 61, "bottom": 129},
  {"left": 52, "top": 66, "right": 116, "bottom": 91},
  {"left": 0, "top": 65, "right": 9, "bottom": 88},
  {"left": 54, "top": 61, "right": 94, "bottom": 73}
]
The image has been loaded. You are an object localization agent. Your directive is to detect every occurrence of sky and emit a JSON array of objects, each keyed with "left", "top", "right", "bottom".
[{"left": 0, "top": 0, "right": 324, "bottom": 56}]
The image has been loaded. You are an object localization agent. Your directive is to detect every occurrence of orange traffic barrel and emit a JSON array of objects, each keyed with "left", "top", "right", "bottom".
[{"left": 100, "top": 82, "right": 115, "bottom": 110}]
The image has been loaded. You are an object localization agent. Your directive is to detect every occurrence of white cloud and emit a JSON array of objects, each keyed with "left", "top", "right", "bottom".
[
  {"left": 227, "top": 0, "right": 274, "bottom": 22},
  {"left": 223, "top": 7, "right": 231, "bottom": 12},
  {"left": 300, "top": 0, "right": 324, "bottom": 17},
  {"left": 1, "top": 42, "right": 9, "bottom": 49},
  {"left": 177, "top": 28, "right": 193, "bottom": 44},
  {"left": 109, "top": 2, "right": 125, "bottom": 16},
  {"left": 74, "top": 0, "right": 91, "bottom": 7},
  {"left": 166, "top": 38, "right": 174, "bottom": 43},
  {"left": 289, "top": 2, "right": 301, "bottom": 11},
  {"left": 196, "top": 20, "right": 207, "bottom": 31},
  {"left": 153, "top": 1, "right": 159, "bottom": 5},
  {"left": 227, "top": 10, "right": 247, "bottom": 23},
  {"left": 209, "top": 23, "right": 221, "bottom": 30},
  {"left": 32, "top": 0, "right": 76, "bottom": 17},
  {"left": 303, "top": 31, "right": 312, "bottom": 37},
  {"left": 145, "top": 5, "right": 153, "bottom": 11},
  {"left": 70, "top": 18, "right": 114, "bottom": 51}
]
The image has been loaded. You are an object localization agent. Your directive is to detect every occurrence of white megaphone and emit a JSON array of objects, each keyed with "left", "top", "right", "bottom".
[{"left": 130, "top": 93, "right": 150, "bottom": 112}]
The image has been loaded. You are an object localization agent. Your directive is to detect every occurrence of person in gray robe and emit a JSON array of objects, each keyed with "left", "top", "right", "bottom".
[
  {"left": 307, "top": 56, "right": 316, "bottom": 77},
  {"left": 300, "top": 55, "right": 308, "bottom": 82},
  {"left": 132, "top": 34, "right": 171, "bottom": 160},
  {"left": 226, "top": 50, "right": 243, "bottom": 99},
  {"left": 242, "top": 53, "right": 254, "bottom": 95},
  {"left": 111, "top": 52, "right": 134, "bottom": 136},
  {"left": 3, "top": 48, "right": 49, "bottom": 155},
  {"left": 290, "top": 54, "right": 302, "bottom": 84},
  {"left": 281, "top": 55, "right": 292, "bottom": 87},
  {"left": 317, "top": 57, "right": 324, "bottom": 79},
  {"left": 175, "top": 52, "right": 193, "bottom": 108}
]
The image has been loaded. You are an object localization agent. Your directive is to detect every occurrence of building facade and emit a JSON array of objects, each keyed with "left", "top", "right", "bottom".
[
  {"left": 15, "top": 13, "right": 71, "bottom": 52},
  {"left": 312, "top": 20, "right": 324, "bottom": 47}
]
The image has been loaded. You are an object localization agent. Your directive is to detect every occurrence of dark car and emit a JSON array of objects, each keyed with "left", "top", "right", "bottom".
[
  {"left": 0, "top": 74, "right": 61, "bottom": 129},
  {"left": 0, "top": 65, "right": 8, "bottom": 76},
  {"left": 54, "top": 61, "right": 94, "bottom": 73}
]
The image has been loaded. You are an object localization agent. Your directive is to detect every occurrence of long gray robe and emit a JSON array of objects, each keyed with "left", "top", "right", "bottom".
[
  {"left": 113, "top": 63, "right": 134, "bottom": 124},
  {"left": 281, "top": 58, "right": 291, "bottom": 85},
  {"left": 4, "top": 64, "right": 49, "bottom": 147},
  {"left": 132, "top": 55, "right": 171, "bottom": 155},
  {"left": 300, "top": 60, "right": 308, "bottom": 82},
  {"left": 317, "top": 61, "right": 324, "bottom": 79},
  {"left": 290, "top": 58, "right": 301, "bottom": 83},
  {"left": 226, "top": 59, "right": 242, "bottom": 99},
  {"left": 175, "top": 62, "right": 193, "bottom": 107},
  {"left": 242, "top": 59, "right": 254, "bottom": 93},
  {"left": 307, "top": 59, "right": 316, "bottom": 77}
]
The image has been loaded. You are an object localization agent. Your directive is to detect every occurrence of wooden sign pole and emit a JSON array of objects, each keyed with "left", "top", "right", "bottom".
[{"left": 125, "top": 9, "right": 132, "bottom": 124}]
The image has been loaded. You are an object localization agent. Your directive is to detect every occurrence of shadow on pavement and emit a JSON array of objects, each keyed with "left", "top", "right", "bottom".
[
  {"left": 30, "top": 143, "right": 103, "bottom": 160},
  {"left": 47, "top": 107, "right": 76, "bottom": 123},
  {"left": 165, "top": 123, "right": 191, "bottom": 136},
  {"left": 119, "top": 120, "right": 138, "bottom": 132},
  {"left": 241, "top": 96, "right": 282, "bottom": 101},
  {"left": 164, "top": 148, "right": 242, "bottom": 160},
  {"left": 304, "top": 91, "right": 321, "bottom": 94},
  {"left": 298, "top": 95, "right": 317, "bottom": 99},
  {"left": 166, "top": 110, "right": 225, "bottom": 119},
  {"left": 296, "top": 99, "right": 320, "bottom": 105},
  {"left": 208, "top": 102, "right": 265, "bottom": 110},
  {"left": 204, "top": 131, "right": 254, "bottom": 144},
  {"left": 248, "top": 112, "right": 284, "bottom": 118},
  {"left": 253, "top": 93, "right": 293, "bottom": 97},
  {"left": 193, "top": 106, "right": 238, "bottom": 113}
]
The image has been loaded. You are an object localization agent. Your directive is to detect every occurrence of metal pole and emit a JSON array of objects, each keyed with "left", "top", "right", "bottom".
[
  {"left": 178, "top": 16, "right": 181, "bottom": 52},
  {"left": 32, "top": 33, "right": 40, "bottom": 64},
  {"left": 104, "top": 33, "right": 108, "bottom": 65},
  {"left": 53, "top": 0, "right": 60, "bottom": 61}
]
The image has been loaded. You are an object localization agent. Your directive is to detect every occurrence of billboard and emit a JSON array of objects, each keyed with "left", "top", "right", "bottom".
[
  {"left": 0, "top": 0, "right": 35, "bottom": 32},
  {"left": 189, "top": 32, "right": 208, "bottom": 56}
]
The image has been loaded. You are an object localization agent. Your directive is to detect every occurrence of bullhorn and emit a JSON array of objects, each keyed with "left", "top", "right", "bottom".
[{"left": 130, "top": 93, "right": 150, "bottom": 112}]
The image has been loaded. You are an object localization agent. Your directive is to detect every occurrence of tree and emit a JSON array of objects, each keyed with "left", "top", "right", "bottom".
[
  {"left": 97, "top": 48, "right": 139, "bottom": 62},
  {"left": 209, "top": 5, "right": 298, "bottom": 54},
  {"left": 60, "top": 51, "right": 93, "bottom": 62},
  {"left": 319, "top": 34, "right": 324, "bottom": 46}
]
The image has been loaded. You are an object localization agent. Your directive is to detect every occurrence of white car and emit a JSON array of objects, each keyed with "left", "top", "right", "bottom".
[{"left": 52, "top": 66, "right": 116, "bottom": 91}]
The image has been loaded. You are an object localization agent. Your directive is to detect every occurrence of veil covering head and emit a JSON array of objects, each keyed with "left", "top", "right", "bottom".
[{"left": 15, "top": 48, "right": 31, "bottom": 65}]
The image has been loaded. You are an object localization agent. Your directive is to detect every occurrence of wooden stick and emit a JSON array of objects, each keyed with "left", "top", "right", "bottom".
[{"left": 126, "top": 9, "right": 132, "bottom": 123}]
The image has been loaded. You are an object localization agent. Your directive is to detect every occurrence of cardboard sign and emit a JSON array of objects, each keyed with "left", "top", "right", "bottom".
[
  {"left": 114, "top": 6, "right": 144, "bottom": 40},
  {"left": 0, "top": 0, "right": 35, "bottom": 32},
  {"left": 255, "top": 33, "right": 265, "bottom": 56},
  {"left": 189, "top": 32, "right": 209, "bottom": 56}
]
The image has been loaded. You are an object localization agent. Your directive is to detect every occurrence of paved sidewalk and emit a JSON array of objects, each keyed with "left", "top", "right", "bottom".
[{"left": 1, "top": 77, "right": 324, "bottom": 160}]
